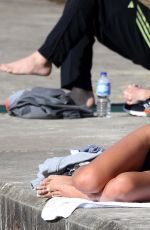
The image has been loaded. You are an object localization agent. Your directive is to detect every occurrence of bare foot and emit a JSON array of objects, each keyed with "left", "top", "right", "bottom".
[
  {"left": 123, "top": 84, "right": 150, "bottom": 105},
  {"left": 69, "top": 87, "right": 95, "bottom": 108},
  {"left": 0, "top": 51, "right": 52, "bottom": 76},
  {"left": 36, "top": 175, "right": 99, "bottom": 200}
]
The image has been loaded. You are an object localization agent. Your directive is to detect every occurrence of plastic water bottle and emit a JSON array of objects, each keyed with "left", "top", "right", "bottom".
[{"left": 96, "top": 71, "right": 111, "bottom": 117}]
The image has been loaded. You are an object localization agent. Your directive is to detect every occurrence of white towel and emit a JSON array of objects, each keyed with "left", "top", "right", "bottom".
[{"left": 41, "top": 197, "right": 150, "bottom": 221}]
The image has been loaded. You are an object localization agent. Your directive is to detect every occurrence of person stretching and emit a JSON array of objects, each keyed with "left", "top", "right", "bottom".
[{"left": 0, "top": 0, "right": 149, "bottom": 108}]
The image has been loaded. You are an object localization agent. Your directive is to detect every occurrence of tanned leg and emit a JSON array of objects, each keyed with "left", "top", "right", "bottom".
[
  {"left": 100, "top": 171, "right": 150, "bottom": 202},
  {"left": 37, "top": 125, "right": 150, "bottom": 201},
  {"left": 73, "top": 125, "right": 150, "bottom": 195}
]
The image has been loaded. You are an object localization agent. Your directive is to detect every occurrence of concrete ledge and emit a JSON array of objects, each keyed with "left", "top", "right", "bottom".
[
  {"left": 0, "top": 183, "right": 64, "bottom": 230},
  {"left": 0, "top": 182, "right": 150, "bottom": 230}
]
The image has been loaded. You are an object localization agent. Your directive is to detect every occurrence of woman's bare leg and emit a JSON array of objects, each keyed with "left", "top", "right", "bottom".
[
  {"left": 73, "top": 124, "right": 150, "bottom": 195},
  {"left": 100, "top": 171, "right": 150, "bottom": 202},
  {"left": 37, "top": 125, "right": 150, "bottom": 201},
  {"left": 0, "top": 51, "right": 52, "bottom": 76},
  {"left": 37, "top": 171, "right": 150, "bottom": 202},
  {"left": 123, "top": 84, "right": 150, "bottom": 104}
]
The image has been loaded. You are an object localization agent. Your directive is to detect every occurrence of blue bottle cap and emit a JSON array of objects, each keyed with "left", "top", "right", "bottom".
[{"left": 100, "top": 71, "right": 107, "bottom": 76}]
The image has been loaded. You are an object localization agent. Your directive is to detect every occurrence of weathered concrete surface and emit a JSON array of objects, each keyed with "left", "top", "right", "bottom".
[{"left": 0, "top": 0, "right": 150, "bottom": 229}]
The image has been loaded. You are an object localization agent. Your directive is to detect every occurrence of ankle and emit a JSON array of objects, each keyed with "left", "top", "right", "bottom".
[
  {"left": 33, "top": 51, "right": 50, "bottom": 66},
  {"left": 69, "top": 87, "right": 95, "bottom": 107}
]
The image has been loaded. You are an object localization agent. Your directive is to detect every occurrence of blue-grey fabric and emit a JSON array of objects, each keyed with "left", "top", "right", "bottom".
[{"left": 31, "top": 145, "right": 104, "bottom": 189}]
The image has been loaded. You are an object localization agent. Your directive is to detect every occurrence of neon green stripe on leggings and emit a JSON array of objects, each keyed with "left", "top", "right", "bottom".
[
  {"left": 136, "top": 5, "right": 150, "bottom": 48},
  {"left": 137, "top": 5, "right": 150, "bottom": 32},
  {"left": 137, "top": 11, "right": 150, "bottom": 41},
  {"left": 136, "top": 18, "right": 150, "bottom": 48}
]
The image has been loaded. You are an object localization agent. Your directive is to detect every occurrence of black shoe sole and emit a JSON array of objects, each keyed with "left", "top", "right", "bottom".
[{"left": 123, "top": 107, "right": 147, "bottom": 117}]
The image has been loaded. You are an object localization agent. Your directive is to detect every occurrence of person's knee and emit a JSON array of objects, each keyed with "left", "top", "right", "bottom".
[
  {"left": 101, "top": 173, "right": 136, "bottom": 202},
  {"left": 72, "top": 165, "right": 102, "bottom": 193}
]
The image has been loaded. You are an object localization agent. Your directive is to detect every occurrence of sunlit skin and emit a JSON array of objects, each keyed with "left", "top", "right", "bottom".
[
  {"left": 123, "top": 84, "right": 150, "bottom": 105},
  {"left": 37, "top": 124, "right": 150, "bottom": 202},
  {"left": 0, "top": 51, "right": 52, "bottom": 76}
]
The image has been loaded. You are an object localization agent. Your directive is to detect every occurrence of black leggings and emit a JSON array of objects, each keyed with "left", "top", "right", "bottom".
[{"left": 39, "top": 0, "right": 150, "bottom": 90}]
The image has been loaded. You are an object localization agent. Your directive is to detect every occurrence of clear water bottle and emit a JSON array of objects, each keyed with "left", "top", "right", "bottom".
[{"left": 96, "top": 71, "right": 111, "bottom": 118}]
